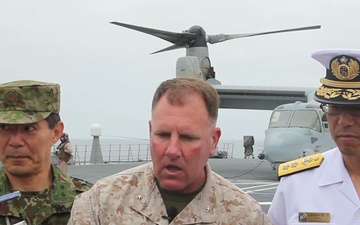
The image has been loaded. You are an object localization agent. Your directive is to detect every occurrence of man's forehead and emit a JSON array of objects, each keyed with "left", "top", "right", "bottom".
[
  {"left": 328, "top": 104, "right": 360, "bottom": 108},
  {"left": 0, "top": 119, "right": 45, "bottom": 126}
]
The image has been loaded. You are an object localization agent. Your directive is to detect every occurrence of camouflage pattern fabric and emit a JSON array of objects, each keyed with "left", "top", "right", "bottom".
[
  {"left": 0, "top": 165, "right": 92, "bottom": 225},
  {"left": 56, "top": 149, "right": 72, "bottom": 162},
  {"left": 68, "top": 163, "right": 273, "bottom": 225},
  {"left": 56, "top": 142, "right": 73, "bottom": 162},
  {"left": 0, "top": 80, "right": 60, "bottom": 124}
]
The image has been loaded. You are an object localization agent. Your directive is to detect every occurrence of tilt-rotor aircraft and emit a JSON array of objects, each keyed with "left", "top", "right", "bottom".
[{"left": 110, "top": 21, "right": 336, "bottom": 173}]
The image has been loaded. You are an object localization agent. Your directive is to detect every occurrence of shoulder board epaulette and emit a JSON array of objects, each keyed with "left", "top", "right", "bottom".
[{"left": 278, "top": 153, "right": 324, "bottom": 178}]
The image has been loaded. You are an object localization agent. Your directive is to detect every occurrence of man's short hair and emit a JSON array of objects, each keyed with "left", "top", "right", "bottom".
[
  {"left": 45, "top": 113, "right": 61, "bottom": 129},
  {"left": 152, "top": 78, "right": 219, "bottom": 123}
]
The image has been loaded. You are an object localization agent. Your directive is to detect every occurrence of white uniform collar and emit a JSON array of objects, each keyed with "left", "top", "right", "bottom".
[{"left": 318, "top": 148, "right": 351, "bottom": 187}]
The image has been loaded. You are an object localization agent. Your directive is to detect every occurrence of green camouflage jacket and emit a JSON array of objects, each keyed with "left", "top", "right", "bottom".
[{"left": 0, "top": 165, "right": 92, "bottom": 225}]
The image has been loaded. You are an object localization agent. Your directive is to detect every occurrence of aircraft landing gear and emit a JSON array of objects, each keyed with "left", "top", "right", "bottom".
[
  {"left": 272, "top": 163, "right": 281, "bottom": 181},
  {"left": 258, "top": 153, "right": 265, "bottom": 160}
]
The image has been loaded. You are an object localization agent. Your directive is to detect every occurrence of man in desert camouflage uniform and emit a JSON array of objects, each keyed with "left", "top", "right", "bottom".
[
  {"left": 0, "top": 80, "right": 92, "bottom": 225},
  {"left": 55, "top": 132, "right": 74, "bottom": 173},
  {"left": 68, "top": 78, "right": 273, "bottom": 225}
]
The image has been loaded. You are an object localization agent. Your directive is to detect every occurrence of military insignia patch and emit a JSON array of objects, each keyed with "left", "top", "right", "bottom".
[
  {"left": 4, "top": 91, "right": 19, "bottom": 105},
  {"left": 331, "top": 55, "right": 360, "bottom": 81}
]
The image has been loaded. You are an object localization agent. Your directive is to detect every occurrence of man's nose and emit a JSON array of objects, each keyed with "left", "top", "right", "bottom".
[
  {"left": 9, "top": 130, "right": 23, "bottom": 147},
  {"left": 165, "top": 136, "right": 181, "bottom": 159},
  {"left": 338, "top": 110, "right": 355, "bottom": 126}
]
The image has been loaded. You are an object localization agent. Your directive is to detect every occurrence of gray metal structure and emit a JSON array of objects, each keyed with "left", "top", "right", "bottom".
[{"left": 90, "top": 136, "right": 104, "bottom": 164}]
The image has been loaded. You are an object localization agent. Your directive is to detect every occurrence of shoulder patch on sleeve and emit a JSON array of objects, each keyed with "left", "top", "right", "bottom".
[
  {"left": 71, "top": 177, "right": 93, "bottom": 193},
  {"left": 278, "top": 153, "right": 324, "bottom": 178}
]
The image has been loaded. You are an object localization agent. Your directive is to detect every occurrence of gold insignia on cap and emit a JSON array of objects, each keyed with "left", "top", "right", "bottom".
[
  {"left": 316, "top": 86, "right": 342, "bottom": 99},
  {"left": 316, "top": 86, "right": 360, "bottom": 101},
  {"left": 331, "top": 55, "right": 360, "bottom": 81},
  {"left": 343, "top": 89, "right": 360, "bottom": 100},
  {"left": 4, "top": 91, "right": 19, "bottom": 105}
]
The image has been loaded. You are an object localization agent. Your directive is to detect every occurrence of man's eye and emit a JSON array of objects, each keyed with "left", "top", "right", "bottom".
[
  {"left": 156, "top": 133, "right": 170, "bottom": 138},
  {"left": 350, "top": 107, "right": 360, "bottom": 116},
  {"left": 181, "top": 135, "right": 196, "bottom": 141},
  {"left": 0, "top": 124, "right": 9, "bottom": 130},
  {"left": 24, "top": 126, "right": 35, "bottom": 132},
  {"left": 328, "top": 106, "right": 341, "bottom": 112},
  {"left": 329, "top": 106, "right": 341, "bottom": 110}
]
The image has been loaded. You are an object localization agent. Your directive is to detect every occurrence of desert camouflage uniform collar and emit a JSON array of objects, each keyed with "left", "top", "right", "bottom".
[
  {"left": 0, "top": 165, "right": 78, "bottom": 222},
  {"left": 129, "top": 163, "right": 217, "bottom": 224}
]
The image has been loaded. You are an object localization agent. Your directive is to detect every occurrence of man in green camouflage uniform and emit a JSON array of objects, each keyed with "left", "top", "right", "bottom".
[
  {"left": 68, "top": 78, "right": 273, "bottom": 225},
  {"left": 0, "top": 80, "right": 92, "bottom": 225}
]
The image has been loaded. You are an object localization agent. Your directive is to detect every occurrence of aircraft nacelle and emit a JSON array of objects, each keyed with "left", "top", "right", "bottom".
[{"left": 176, "top": 56, "right": 215, "bottom": 80}]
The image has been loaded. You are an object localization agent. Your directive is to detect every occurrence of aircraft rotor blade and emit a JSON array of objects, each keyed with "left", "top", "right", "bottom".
[
  {"left": 207, "top": 25, "right": 321, "bottom": 44},
  {"left": 110, "top": 21, "right": 196, "bottom": 49},
  {"left": 151, "top": 44, "right": 185, "bottom": 54}
]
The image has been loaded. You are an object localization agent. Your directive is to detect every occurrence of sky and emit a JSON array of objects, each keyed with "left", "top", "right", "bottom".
[{"left": 1, "top": 0, "right": 359, "bottom": 142}]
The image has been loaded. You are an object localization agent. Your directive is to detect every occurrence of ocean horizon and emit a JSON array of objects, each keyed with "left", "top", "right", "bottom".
[{"left": 53, "top": 137, "right": 265, "bottom": 164}]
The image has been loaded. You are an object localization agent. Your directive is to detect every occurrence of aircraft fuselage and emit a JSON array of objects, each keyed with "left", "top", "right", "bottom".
[{"left": 260, "top": 101, "right": 336, "bottom": 170}]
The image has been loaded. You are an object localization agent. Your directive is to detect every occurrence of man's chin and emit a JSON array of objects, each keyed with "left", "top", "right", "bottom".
[
  {"left": 158, "top": 179, "right": 184, "bottom": 192},
  {"left": 6, "top": 165, "right": 33, "bottom": 177}
]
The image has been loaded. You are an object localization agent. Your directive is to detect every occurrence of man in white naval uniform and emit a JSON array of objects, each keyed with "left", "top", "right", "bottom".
[{"left": 268, "top": 49, "right": 360, "bottom": 224}]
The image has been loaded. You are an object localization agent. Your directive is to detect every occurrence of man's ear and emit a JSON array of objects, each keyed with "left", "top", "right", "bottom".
[
  {"left": 209, "top": 127, "right": 221, "bottom": 157},
  {"left": 52, "top": 121, "right": 64, "bottom": 145},
  {"left": 149, "top": 120, "right": 152, "bottom": 135}
]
